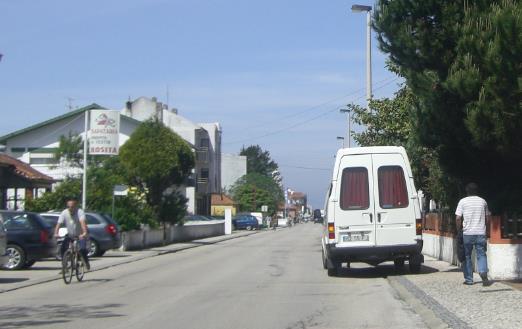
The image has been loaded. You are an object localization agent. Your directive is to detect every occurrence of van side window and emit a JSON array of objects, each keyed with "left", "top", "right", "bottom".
[
  {"left": 340, "top": 167, "right": 369, "bottom": 210},
  {"left": 378, "top": 166, "right": 409, "bottom": 209}
]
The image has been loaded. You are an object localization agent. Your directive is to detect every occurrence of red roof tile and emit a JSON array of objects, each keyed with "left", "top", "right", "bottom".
[
  {"left": 0, "top": 153, "right": 54, "bottom": 182},
  {"left": 211, "top": 193, "right": 236, "bottom": 206}
]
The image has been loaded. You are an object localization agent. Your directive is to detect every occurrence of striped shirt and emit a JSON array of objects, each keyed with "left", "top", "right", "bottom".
[{"left": 455, "top": 196, "right": 489, "bottom": 235}]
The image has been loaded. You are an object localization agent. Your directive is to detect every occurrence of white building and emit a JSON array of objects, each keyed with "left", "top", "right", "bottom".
[
  {"left": 0, "top": 98, "right": 222, "bottom": 215},
  {"left": 121, "top": 97, "right": 222, "bottom": 214},
  {"left": 221, "top": 153, "right": 247, "bottom": 192}
]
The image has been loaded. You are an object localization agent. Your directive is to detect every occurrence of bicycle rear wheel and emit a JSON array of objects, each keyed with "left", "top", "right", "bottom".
[
  {"left": 75, "top": 253, "right": 85, "bottom": 282},
  {"left": 62, "top": 251, "right": 74, "bottom": 284}
]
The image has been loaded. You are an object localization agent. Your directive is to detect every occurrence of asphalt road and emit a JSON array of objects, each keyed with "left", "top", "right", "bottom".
[{"left": 0, "top": 224, "right": 427, "bottom": 329}]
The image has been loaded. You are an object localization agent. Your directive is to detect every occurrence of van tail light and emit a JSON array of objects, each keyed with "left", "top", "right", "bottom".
[
  {"left": 40, "top": 230, "right": 49, "bottom": 243},
  {"left": 328, "top": 223, "right": 335, "bottom": 240},
  {"left": 416, "top": 218, "right": 422, "bottom": 235},
  {"left": 105, "top": 224, "right": 117, "bottom": 236}
]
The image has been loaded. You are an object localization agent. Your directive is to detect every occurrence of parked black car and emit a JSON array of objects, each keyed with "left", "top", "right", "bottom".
[
  {"left": 40, "top": 212, "right": 121, "bottom": 257},
  {"left": 0, "top": 210, "right": 55, "bottom": 270}
]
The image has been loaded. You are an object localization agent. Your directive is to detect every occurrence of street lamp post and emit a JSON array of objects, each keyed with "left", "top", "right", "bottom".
[
  {"left": 339, "top": 109, "right": 352, "bottom": 147},
  {"left": 336, "top": 136, "right": 345, "bottom": 148},
  {"left": 351, "top": 4, "right": 372, "bottom": 108}
]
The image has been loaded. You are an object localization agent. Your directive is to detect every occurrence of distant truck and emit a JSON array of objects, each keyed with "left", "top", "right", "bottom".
[{"left": 313, "top": 209, "right": 323, "bottom": 224}]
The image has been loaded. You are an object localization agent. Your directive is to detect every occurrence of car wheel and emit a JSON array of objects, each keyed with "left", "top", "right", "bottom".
[
  {"left": 88, "top": 239, "right": 99, "bottom": 257},
  {"left": 246, "top": 225, "right": 252, "bottom": 231},
  {"left": 4, "top": 244, "right": 26, "bottom": 270},
  {"left": 23, "top": 260, "right": 36, "bottom": 269},
  {"left": 394, "top": 258, "right": 405, "bottom": 269},
  {"left": 409, "top": 254, "right": 422, "bottom": 273}
]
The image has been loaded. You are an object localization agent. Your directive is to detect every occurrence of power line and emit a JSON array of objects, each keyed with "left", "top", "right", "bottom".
[
  {"left": 224, "top": 77, "right": 399, "bottom": 145},
  {"left": 240, "top": 76, "right": 395, "bottom": 130},
  {"left": 279, "top": 164, "right": 331, "bottom": 171}
]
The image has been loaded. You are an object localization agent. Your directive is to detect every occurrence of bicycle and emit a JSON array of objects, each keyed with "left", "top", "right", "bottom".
[{"left": 61, "top": 237, "right": 86, "bottom": 284}]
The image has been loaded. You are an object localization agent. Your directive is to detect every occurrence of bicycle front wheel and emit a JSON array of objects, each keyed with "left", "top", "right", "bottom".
[
  {"left": 75, "top": 253, "right": 85, "bottom": 282},
  {"left": 62, "top": 251, "right": 74, "bottom": 284}
]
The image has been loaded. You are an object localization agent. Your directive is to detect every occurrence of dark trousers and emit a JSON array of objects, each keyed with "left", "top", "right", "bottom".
[{"left": 60, "top": 236, "right": 90, "bottom": 266}]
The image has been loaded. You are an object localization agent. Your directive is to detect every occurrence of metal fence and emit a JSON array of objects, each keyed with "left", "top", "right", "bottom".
[{"left": 501, "top": 214, "right": 522, "bottom": 239}]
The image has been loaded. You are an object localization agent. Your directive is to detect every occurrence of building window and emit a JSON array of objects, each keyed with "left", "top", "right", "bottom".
[
  {"left": 200, "top": 168, "right": 209, "bottom": 179},
  {"left": 199, "top": 138, "right": 210, "bottom": 148}
]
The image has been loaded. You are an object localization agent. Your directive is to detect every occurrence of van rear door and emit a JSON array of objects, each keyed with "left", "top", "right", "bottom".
[
  {"left": 372, "top": 153, "right": 416, "bottom": 246},
  {"left": 334, "top": 154, "right": 375, "bottom": 247}
]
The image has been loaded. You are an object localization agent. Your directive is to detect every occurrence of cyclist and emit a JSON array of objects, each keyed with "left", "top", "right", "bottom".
[{"left": 54, "top": 198, "right": 90, "bottom": 270}]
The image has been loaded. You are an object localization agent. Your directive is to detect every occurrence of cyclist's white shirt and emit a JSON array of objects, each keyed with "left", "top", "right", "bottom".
[{"left": 58, "top": 209, "right": 85, "bottom": 237}]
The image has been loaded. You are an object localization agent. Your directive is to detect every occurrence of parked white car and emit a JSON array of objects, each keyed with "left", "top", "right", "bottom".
[
  {"left": 277, "top": 217, "right": 290, "bottom": 228},
  {"left": 321, "top": 146, "right": 423, "bottom": 276}
]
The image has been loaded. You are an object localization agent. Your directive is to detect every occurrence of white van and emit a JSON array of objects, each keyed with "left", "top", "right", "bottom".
[{"left": 321, "top": 146, "right": 423, "bottom": 276}]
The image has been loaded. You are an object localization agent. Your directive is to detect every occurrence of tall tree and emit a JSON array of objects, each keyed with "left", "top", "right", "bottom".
[
  {"left": 374, "top": 0, "right": 522, "bottom": 211},
  {"left": 240, "top": 145, "right": 280, "bottom": 178},
  {"left": 230, "top": 173, "right": 284, "bottom": 214},
  {"left": 349, "top": 85, "right": 461, "bottom": 207},
  {"left": 119, "top": 119, "right": 195, "bottom": 224}
]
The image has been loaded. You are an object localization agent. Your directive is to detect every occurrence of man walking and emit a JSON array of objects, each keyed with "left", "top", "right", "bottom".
[
  {"left": 54, "top": 198, "right": 90, "bottom": 270},
  {"left": 455, "top": 183, "right": 490, "bottom": 286}
]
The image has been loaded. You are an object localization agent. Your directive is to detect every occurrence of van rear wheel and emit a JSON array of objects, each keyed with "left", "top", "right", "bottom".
[
  {"left": 394, "top": 258, "right": 405, "bottom": 269},
  {"left": 327, "top": 262, "right": 340, "bottom": 277},
  {"left": 409, "top": 254, "right": 422, "bottom": 273},
  {"left": 327, "top": 267, "right": 337, "bottom": 277}
]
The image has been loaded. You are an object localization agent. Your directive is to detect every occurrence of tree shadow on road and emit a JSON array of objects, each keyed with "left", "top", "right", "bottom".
[
  {"left": 0, "top": 303, "right": 125, "bottom": 328},
  {"left": 0, "top": 278, "right": 29, "bottom": 284}
]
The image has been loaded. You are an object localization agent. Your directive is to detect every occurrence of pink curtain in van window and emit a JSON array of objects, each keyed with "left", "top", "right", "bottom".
[
  {"left": 378, "top": 166, "right": 408, "bottom": 208},
  {"left": 340, "top": 167, "right": 369, "bottom": 210}
]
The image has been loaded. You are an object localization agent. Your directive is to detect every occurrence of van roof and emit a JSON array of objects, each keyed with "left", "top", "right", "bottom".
[
  {"left": 331, "top": 146, "right": 412, "bottom": 180},
  {"left": 335, "top": 146, "right": 407, "bottom": 157}
]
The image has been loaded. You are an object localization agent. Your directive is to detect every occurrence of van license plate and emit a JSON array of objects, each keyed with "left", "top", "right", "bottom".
[{"left": 343, "top": 232, "right": 369, "bottom": 242}]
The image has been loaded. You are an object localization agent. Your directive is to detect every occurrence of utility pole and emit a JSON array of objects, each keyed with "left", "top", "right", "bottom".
[
  {"left": 339, "top": 108, "right": 352, "bottom": 147},
  {"left": 351, "top": 4, "right": 373, "bottom": 108}
]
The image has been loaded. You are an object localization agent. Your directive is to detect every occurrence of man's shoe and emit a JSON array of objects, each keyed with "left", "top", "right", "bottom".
[
  {"left": 480, "top": 272, "right": 492, "bottom": 286},
  {"left": 85, "top": 262, "right": 91, "bottom": 271},
  {"left": 463, "top": 281, "right": 473, "bottom": 285}
]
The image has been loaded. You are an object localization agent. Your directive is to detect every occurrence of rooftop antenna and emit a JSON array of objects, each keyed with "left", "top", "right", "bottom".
[
  {"left": 66, "top": 97, "right": 75, "bottom": 111},
  {"left": 166, "top": 84, "right": 170, "bottom": 110}
]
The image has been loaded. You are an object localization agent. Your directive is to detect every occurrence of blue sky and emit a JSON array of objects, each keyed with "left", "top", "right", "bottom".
[{"left": 0, "top": 0, "right": 400, "bottom": 208}]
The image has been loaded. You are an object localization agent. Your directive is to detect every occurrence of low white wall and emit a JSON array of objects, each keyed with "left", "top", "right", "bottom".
[
  {"left": 423, "top": 232, "right": 522, "bottom": 280},
  {"left": 121, "top": 220, "right": 225, "bottom": 251},
  {"left": 422, "top": 233, "right": 460, "bottom": 266},
  {"left": 170, "top": 220, "right": 225, "bottom": 242},
  {"left": 488, "top": 244, "right": 522, "bottom": 280}
]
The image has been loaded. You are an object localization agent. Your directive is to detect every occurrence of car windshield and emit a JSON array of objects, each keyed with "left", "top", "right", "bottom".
[{"left": 40, "top": 215, "right": 59, "bottom": 227}]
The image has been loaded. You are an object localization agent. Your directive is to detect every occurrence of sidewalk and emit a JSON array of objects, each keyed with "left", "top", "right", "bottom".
[
  {"left": 390, "top": 256, "right": 522, "bottom": 329},
  {"left": 0, "top": 230, "right": 259, "bottom": 294}
]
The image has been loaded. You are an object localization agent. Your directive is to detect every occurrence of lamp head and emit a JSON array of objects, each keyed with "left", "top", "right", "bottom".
[{"left": 351, "top": 4, "right": 372, "bottom": 13}]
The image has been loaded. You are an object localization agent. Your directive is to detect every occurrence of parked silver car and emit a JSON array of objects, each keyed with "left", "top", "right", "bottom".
[{"left": 40, "top": 212, "right": 121, "bottom": 257}]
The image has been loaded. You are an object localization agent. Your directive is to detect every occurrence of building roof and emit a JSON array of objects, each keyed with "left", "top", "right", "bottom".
[
  {"left": 290, "top": 191, "right": 306, "bottom": 199},
  {"left": 211, "top": 193, "right": 236, "bottom": 206},
  {"left": 0, "top": 153, "right": 54, "bottom": 182},
  {"left": 0, "top": 103, "right": 142, "bottom": 144}
]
